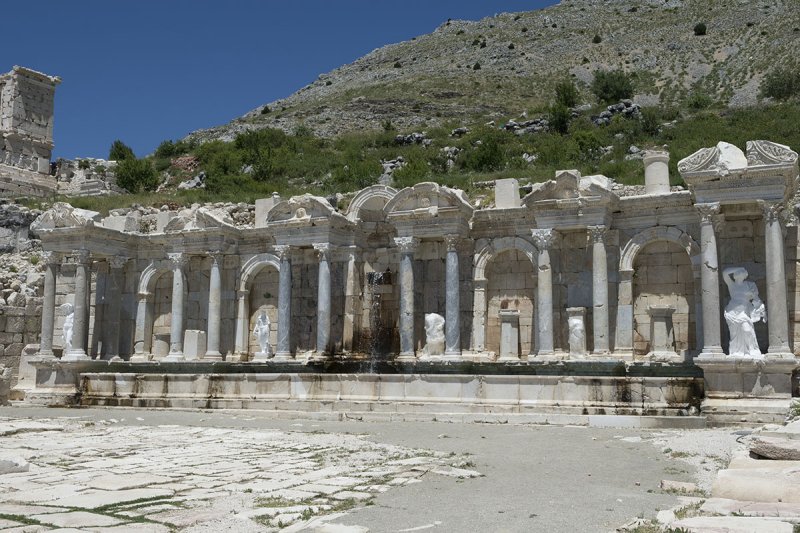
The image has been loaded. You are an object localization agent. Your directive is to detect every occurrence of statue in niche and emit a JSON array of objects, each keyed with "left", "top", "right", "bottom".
[
  {"left": 252, "top": 311, "right": 272, "bottom": 357},
  {"left": 422, "top": 313, "right": 445, "bottom": 356},
  {"left": 723, "top": 266, "right": 766, "bottom": 358},
  {"left": 568, "top": 313, "right": 586, "bottom": 357},
  {"left": 61, "top": 303, "right": 74, "bottom": 354}
]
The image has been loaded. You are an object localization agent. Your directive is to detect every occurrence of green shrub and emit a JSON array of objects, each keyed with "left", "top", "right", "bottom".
[
  {"left": 549, "top": 103, "right": 572, "bottom": 135},
  {"left": 473, "top": 62, "right": 481, "bottom": 70},
  {"left": 108, "top": 140, "right": 135, "bottom": 161},
  {"left": 591, "top": 69, "right": 634, "bottom": 104},
  {"left": 115, "top": 158, "right": 158, "bottom": 193},
  {"left": 461, "top": 129, "right": 506, "bottom": 171},
  {"left": 640, "top": 107, "right": 663, "bottom": 135},
  {"left": 687, "top": 90, "right": 714, "bottom": 110},
  {"left": 260, "top": 106, "right": 271, "bottom": 114},
  {"left": 573, "top": 130, "right": 603, "bottom": 160},
  {"left": 554, "top": 79, "right": 579, "bottom": 108},
  {"left": 761, "top": 67, "right": 800, "bottom": 100},
  {"left": 592, "top": 34, "right": 602, "bottom": 44},
  {"left": 77, "top": 159, "right": 91, "bottom": 170},
  {"left": 693, "top": 22, "right": 707, "bottom": 36},
  {"left": 154, "top": 140, "right": 177, "bottom": 159}
]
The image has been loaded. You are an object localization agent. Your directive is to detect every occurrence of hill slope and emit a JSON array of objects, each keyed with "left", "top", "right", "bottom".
[{"left": 187, "top": 0, "right": 800, "bottom": 143}]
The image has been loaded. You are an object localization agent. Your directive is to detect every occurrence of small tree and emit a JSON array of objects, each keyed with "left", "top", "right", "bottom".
[
  {"left": 108, "top": 139, "right": 135, "bottom": 161},
  {"left": 548, "top": 103, "right": 571, "bottom": 135},
  {"left": 760, "top": 67, "right": 800, "bottom": 100},
  {"left": 554, "top": 79, "right": 579, "bottom": 108},
  {"left": 115, "top": 158, "right": 158, "bottom": 193},
  {"left": 693, "top": 22, "right": 707, "bottom": 36},
  {"left": 591, "top": 69, "right": 634, "bottom": 104}
]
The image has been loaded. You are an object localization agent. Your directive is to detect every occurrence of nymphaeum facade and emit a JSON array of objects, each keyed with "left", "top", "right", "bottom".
[{"left": 29, "top": 140, "right": 800, "bottom": 412}]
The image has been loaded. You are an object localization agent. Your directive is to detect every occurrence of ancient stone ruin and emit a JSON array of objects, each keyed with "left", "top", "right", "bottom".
[
  {"left": 14, "top": 140, "right": 800, "bottom": 425},
  {"left": 0, "top": 66, "right": 60, "bottom": 197}
]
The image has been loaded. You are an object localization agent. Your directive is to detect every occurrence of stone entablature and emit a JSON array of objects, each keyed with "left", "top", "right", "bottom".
[{"left": 27, "top": 143, "right": 800, "bottom": 412}]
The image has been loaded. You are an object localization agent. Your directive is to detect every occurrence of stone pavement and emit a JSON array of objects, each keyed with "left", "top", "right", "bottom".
[
  {"left": 0, "top": 407, "right": 744, "bottom": 532},
  {"left": 0, "top": 413, "right": 479, "bottom": 532}
]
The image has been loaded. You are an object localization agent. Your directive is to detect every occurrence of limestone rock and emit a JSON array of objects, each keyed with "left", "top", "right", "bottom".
[
  {"left": 749, "top": 436, "right": 800, "bottom": 461},
  {"left": 672, "top": 516, "right": 794, "bottom": 532},
  {"left": 712, "top": 467, "right": 800, "bottom": 503}
]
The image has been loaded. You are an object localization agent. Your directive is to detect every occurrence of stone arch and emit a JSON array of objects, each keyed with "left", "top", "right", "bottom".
[
  {"left": 233, "top": 253, "right": 281, "bottom": 356},
  {"left": 471, "top": 236, "right": 538, "bottom": 353},
  {"left": 238, "top": 253, "right": 280, "bottom": 292},
  {"left": 134, "top": 260, "right": 187, "bottom": 357},
  {"left": 346, "top": 185, "right": 397, "bottom": 222},
  {"left": 383, "top": 181, "right": 474, "bottom": 217},
  {"left": 615, "top": 226, "right": 702, "bottom": 356},
  {"left": 619, "top": 226, "right": 700, "bottom": 274},
  {"left": 138, "top": 260, "right": 169, "bottom": 296}
]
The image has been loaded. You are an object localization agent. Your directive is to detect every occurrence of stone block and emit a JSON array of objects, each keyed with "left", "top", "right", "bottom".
[
  {"left": 255, "top": 197, "right": 279, "bottom": 228},
  {"left": 183, "top": 330, "right": 206, "bottom": 360},
  {"left": 102, "top": 215, "right": 138, "bottom": 233},
  {"left": 494, "top": 179, "right": 520, "bottom": 209},
  {"left": 155, "top": 211, "right": 176, "bottom": 232},
  {"left": 749, "top": 436, "right": 800, "bottom": 461}
]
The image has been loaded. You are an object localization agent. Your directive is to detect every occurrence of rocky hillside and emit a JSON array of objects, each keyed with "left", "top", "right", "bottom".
[{"left": 187, "top": 0, "right": 800, "bottom": 143}]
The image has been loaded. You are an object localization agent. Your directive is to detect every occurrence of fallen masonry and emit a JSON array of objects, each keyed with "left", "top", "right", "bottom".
[{"left": 8, "top": 139, "right": 800, "bottom": 426}]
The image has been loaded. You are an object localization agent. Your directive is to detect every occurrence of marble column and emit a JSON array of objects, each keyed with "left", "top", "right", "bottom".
[
  {"left": 471, "top": 279, "right": 488, "bottom": 354},
  {"left": 274, "top": 245, "right": 293, "bottom": 361},
  {"left": 762, "top": 202, "right": 792, "bottom": 357},
  {"left": 532, "top": 229, "right": 555, "bottom": 356},
  {"left": 395, "top": 236, "right": 419, "bottom": 360},
  {"left": 696, "top": 203, "right": 724, "bottom": 357},
  {"left": 444, "top": 235, "right": 462, "bottom": 359},
  {"left": 165, "top": 252, "right": 188, "bottom": 361},
  {"left": 313, "top": 243, "right": 332, "bottom": 359},
  {"left": 233, "top": 289, "right": 249, "bottom": 359},
  {"left": 38, "top": 252, "right": 61, "bottom": 358},
  {"left": 102, "top": 255, "right": 128, "bottom": 360},
  {"left": 63, "top": 249, "right": 91, "bottom": 361},
  {"left": 342, "top": 250, "right": 357, "bottom": 352},
  {"left": 588, "top": 225, "right": 610, "bottom": 355},
  {"left": 131, "top": 291, "right": 151, "bottom": 362},
  {"left": 203, "top": 252, "right": 224, "bottom": 360}
]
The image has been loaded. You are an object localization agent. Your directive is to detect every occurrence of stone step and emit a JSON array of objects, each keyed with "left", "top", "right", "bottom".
[
  {"left": 672, "top": 516, "right": 794, "bottom": 532},
  {"left": 750, "top": 436, "right": 800, "bottom": 460},
  {"left": 712, "top": 466, "right": 800, "bottom": 503},
  {"left": 700, "top": 497, "right": 800, "bottom": 519}
]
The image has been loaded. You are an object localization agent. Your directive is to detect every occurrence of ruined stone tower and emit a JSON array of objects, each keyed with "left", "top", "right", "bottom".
[{"left": 0, "top": 66, "right": 60, "bottom": 195}]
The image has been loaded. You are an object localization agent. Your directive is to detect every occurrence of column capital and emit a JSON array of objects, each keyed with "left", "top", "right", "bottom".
[
  {"left": 759, "top": 201, "right": 783, "bottom": 223},
  {"left": 273, "top": 244, "right": 292, "bottom": 260},
  {"left": 313, "top": 243, "right": 332, "bottom": 261},
  {"left": 137, "top": 291, "right": 150, "bottom": 301},
  {"left": 42, "top": 251, "right": 62, "bottom": 266},
  {"left": 394, "top": 236, "right": 420, "bottom": 254},
  {"left": 108, "top": 255, "right": 129, "bottom": 270},
  {"left": 167, "top": 252, "right": 188, "bottom": 269},
  {"left": 72, "top": 249, "right": 91, "bottom": 265},
  {"left": 237, "top": 289, "right": 249, "bottom": 299},
  {"left": 206, "top": 250, "right": 224, "bottom": 265},
  {"left": 531, "top": 228, "right": 556, "bottom": 250},
  {"left": 695, "top": 202, "right": 721, "bottom": 223},
  {"left": 444, "top": 234, "right": 460, "bottom": 252},
  {"left": 587, "top": 225, "right": 607, "bottom": 244}
]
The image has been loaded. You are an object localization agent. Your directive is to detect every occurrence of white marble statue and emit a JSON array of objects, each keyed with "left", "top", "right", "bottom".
[
  {"left": 253, "top": 311, "right": 271, "bottom": 357},
  {"left": 723, "top": 266, "right": 766, "bottom": 358},
  {"left": 61, "top": 302, "right": 74, "bottom": 354},
  {"left": 568, "top": 314, "right": 586, "bottom": 357},
  {"left": 422, "top": 313, "right": 445, "bottom": 356}
]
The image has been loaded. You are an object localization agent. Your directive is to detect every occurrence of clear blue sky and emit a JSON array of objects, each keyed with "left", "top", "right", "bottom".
[{"left": 6, "top": 1, "right": 556, "bottom": 160}]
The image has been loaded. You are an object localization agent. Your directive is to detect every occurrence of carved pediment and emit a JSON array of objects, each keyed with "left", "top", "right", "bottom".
[
  {"left": 268, "top": 194, "right": 335, "bottom": 223},
  {"left": 746, "top": 140, "right": 798, "bottom": 167},
  {"left": 523, "top": 170, "right": 614, "bottom": 207},
  {"left": 678, "top": 141, "right": 747, "bottom": 177},
  {"left": 384, "top": 182, "right": 472, "bottom": 218},
  {"left": 30, "top": 202, "right": 100, "bottom": 231}
]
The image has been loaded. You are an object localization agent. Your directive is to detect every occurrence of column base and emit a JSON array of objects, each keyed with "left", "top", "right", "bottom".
[
  {"left": 202, "top": 351, "right": 223, "bottom": 361},
  {"left": 251, "top": 351, "right": 271, "bottom": 362},
  {"left": 396, "top": 353, "right": 416, "bottom": 362},
  {"left": 308, "top": 352, "right": 331, "bottom": 362},
  {"left": 497, "top": 355, "right": 521, "bottom": 362},
  {"left": 442, "top": 351, "right": 462, "bottom": 361},
  {"left": 273, "top": 352, "right": 293, "bottom": 362},
  {"left": 61, "top": 350, "right": 90, "bottom": 362},
  {"left": 536, "top": 350, "right": 554, "bottom": 357},
  {"left": 129, "top": 353, "right": 151, "bottom": 362},
  {"left": 163, "top": 352, "right": 185, "bottom": 362},
  {"left": 36, "top": 350, "right": 56, "bottom": 360},
  {"left": 699, "top": 345, "right": 725, "bottom": 358},
  {"left": 646, "top": 351, "right": 682, "bottom": 363},
  {"left": 766, "top": 347, "right": 794, "bottom": 359}
]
